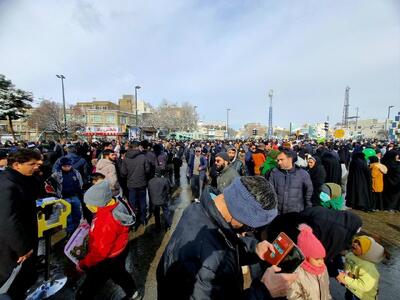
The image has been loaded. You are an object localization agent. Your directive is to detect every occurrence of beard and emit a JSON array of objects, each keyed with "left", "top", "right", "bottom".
[{"left": 216, "top": 164, "right": 225, "bottom": 172}]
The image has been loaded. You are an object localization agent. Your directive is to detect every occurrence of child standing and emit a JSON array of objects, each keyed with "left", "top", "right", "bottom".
[
  {"left": 147, "top": 168, "right": 172, "bottom": 230},
  {"left": 287, "top": 224, "right": 331, "bottom": 300},
  {"left": 337, "top": 235, "right": 384, "bottom": 300},
  {"left": 51, "top": 157, "right": 83, "bottom": 234},
  {"left": 369, "top": 156, "right": 387, "bottom": 211},
  {"left": 76, "top": 180, "right": 139, "bottom": 300}
]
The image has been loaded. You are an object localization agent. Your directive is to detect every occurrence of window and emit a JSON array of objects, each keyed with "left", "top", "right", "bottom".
[
  {"left": 106, "top": 115, "right": 115, "bottom": 123},
  {"left": 91, "top": 115, "right": 102, "bottom": 123}
]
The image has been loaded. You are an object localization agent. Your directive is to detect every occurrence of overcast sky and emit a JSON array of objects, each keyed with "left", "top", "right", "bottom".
[{"left": 1, "top": 0, "right": 399, "bottom": 129}]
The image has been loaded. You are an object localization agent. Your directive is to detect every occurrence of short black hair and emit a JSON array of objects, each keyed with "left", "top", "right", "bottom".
[
  {"left": 7, "top": 149, "right": 42, "bottom": 167},
  {"left": 102, "top": 149, "right": 115, "bottom": 157},
  {"left": 240, "top": 176, "right": 277, "bottom": 210},
  {"left": 0, "top": 150, "right": 8, "bottom": 160},
  {"left": 91, "top": 172, "right": 105, "bottom": 182},
  {"left": 129, "top": 141, "right": 140, "bottom": 149},
  {"left": 369, "top": 156, "right": 379, "bottom": 163},
  {"left": 279, "top": 149, "right": 296, "bottom": 159}
]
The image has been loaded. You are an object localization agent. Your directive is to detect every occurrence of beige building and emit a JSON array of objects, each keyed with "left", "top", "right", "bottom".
[
  {"left": 0, "top": 109, "right": 38, "bottom": 141},
  {"left": 237, "top": 123, "right": 268, "bottom": 138},
  {"left": 197, "top": 121, "right": 227, "bottom": 140},
  {"left": 334, "top": 119, "right": 386, "bottom": 139},
  {"left": 73, "top": 100, "right": 136, "bottom": 137}
]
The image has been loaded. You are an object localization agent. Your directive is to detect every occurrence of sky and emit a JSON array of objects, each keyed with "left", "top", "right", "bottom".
[{"left": 0, "top": 0, "right": 399, "bottom": 129}]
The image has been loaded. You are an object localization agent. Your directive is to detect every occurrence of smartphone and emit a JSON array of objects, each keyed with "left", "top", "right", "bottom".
[{"left": 263, "top": 232, "right": 305, "bottom": 273}]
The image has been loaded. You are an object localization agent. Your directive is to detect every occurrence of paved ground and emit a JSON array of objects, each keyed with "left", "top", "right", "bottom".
[{"left": 36, "top": 165, "right": 400, "bottom": 299}]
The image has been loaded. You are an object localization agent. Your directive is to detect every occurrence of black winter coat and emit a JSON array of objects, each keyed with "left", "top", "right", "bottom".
[
  {"left": 346, "top": 152, "right": 372, "bottom": 210},
  {"left": 321, "top": 152, "right": 342, "bottom": 185},
  {"left": 0, "top": 168, "right": 39, "bottom": 284},
  {"left": 268, "top": 167, "right": 313, "bottom": 214},
  {"left": 148, "top": 176, "right": 170, "bottom": 206},
  {"left": 307, "top": 157, "right": 326, "bottom": 206},
  {"left": 157, "top": 190, "right": 272, "bottom": 300},
  {"left": 121, "top": 150, "right": 150, "bottom": 189}
]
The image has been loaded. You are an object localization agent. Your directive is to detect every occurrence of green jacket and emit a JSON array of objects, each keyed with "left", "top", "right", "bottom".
[
  {"left": 344, "top": 253, "right": 379, "bottom": 300},
  {"left": 261, "top": 157, "right": 278, "bottom": 175},
  {"left": 320, "top": 195, "right": 344, "bottom": 210}
]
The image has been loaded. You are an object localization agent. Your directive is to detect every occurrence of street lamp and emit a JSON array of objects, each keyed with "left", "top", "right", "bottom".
[
  {"left": 134, "top": 85, "right": 141, "bottom": 128},
  {"left": 386, "top": 105, "right": 394, "bottom": 140},
  {"left": 56, "top": 74, "right": 67, "bottom": 137},
  {"left": 226, "top": 108, "right": 231, "bottom": 140}
]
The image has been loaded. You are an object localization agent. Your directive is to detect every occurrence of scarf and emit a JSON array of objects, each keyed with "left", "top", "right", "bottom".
[{"left": 300, "top": 258, "right": 326, "bottom": 276}]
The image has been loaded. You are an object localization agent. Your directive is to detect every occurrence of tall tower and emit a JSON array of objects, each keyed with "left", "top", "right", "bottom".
[
  {"left": 342, "top": 86, "right": 350, "bottom": 127},
  {"left": 268, "top": 90, "right": 273, "bottom": 138}
]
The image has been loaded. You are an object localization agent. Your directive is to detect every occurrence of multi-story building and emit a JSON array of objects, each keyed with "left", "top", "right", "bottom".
[
  {"left": 73, "top": 96, "right": 153, "bottom": 138},
  {"left": 333, "top": 119, "right": 386, "bottom": 140},
  {"left": 237, "top": 123, "right": 267, "bottom": 138},
  {"left": 197, "top": 121, "right": 227, "bottom": 140}
]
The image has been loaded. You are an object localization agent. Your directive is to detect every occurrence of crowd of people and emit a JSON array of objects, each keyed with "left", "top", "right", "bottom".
[{"left": 0, "top": 137, "right": 398, "bottom": 299}]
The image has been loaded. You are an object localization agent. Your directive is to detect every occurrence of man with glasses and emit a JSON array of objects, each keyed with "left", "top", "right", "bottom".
[{"left": 0, "top": 149, "right": 42, "bottom": 299}]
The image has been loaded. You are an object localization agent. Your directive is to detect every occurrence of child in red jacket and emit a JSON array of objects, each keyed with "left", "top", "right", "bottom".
[{"left": 76, "top": 180, "right": 139, "bottom": 300}]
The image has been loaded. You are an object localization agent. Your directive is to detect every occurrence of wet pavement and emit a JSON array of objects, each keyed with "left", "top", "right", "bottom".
[{"left": 39, "top": 165, "right": 399, "bottom": 299}]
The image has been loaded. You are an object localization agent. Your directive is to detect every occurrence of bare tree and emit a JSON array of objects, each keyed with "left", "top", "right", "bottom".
[
  {"left": 141, "top": 100, "right": 198, "bottom": 132},
  {"left": 28, "top": 100, "right": 85, "bottom": 137}
]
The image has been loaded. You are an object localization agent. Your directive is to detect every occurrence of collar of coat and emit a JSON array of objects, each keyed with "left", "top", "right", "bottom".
[{"left": 200, "top": 189, "right": 240, "bottom": 249}]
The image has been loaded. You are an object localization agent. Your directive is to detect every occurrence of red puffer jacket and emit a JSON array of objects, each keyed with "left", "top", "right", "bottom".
[{"left": 79, "top": 201, "right": 134, "bottom": 269}]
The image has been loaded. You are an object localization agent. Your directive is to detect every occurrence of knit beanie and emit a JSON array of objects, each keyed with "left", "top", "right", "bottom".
[
  {"left": 297, "top": 224, "right": 326, "bottom": 259},
  {"left": 216, "top": 151, "right": 230, "bottom": 162},
  {"left": 60, "top": 157, "right": 72, "bottom": 166},
  {"left": 84, "top": 180, "right": 113, "bottom": 207},
  {"left": 354, "top": 236, "right": 384, "bottom": 263},
  {"left": 354, "top": 236, "right": 372, "bottom": 255}
]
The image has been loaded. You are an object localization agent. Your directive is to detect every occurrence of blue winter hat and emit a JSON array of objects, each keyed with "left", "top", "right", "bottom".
[
  {"left": 223, "top": 177, "right": 278, "bottom": 228},
  {"left": 60, "top": 157, "right": 72, "bottom": 166}
]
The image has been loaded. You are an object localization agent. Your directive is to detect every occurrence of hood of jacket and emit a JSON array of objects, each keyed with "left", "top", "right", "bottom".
[
  {"left": 96, "top": 158, "right": 114, "bottom": 170},
  {"left": 125, "top": 149, "right": 143, "bottom": 160},
  {"left": 106, "top": 201, "right": 135, "bottom": 226}
]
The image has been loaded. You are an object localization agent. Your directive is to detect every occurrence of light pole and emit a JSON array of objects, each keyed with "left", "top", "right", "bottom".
[
  {"left": 386, "top": 105, "right": 394, "bottom": 140},
  {"left": 134, "top": 85, "right": 141, "bottom": 128},
  {"left": 56, "top": 75, "right": 67, "bottom": 137},
  {"left": 226, "top": 108, "right": 231, "bottom": 140}
]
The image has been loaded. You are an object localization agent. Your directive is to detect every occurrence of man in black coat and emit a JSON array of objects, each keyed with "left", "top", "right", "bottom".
[
  {"left": 0, "top": 149, "right": 42, "bottom": 299},
  {"left": 121, "top": 141, "right": 150, "bottom": 226},
  {"left": 157, "top": 176, "right": 298, "bottom": 300}
]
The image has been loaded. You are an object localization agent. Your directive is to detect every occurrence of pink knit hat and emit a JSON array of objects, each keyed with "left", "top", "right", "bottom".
[{"left": 297, "top": 224, "right": 326, "bottom": 259}]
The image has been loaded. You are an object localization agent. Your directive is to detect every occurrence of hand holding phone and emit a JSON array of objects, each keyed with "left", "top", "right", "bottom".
[
  {"left": 263, "top": 232, "right": 305, "bottom": 273},
  {"left": 261, "top": 265, "right": 299, "bottom": 298}
]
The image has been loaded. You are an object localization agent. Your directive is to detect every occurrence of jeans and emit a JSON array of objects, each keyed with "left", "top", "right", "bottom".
[
  {"left": 153, "top": 204, "right": 171, "bottom": 229},
  {"left": 65, "top": 196, "right": 82, "bottom": 234},
  {"left": 190, "top": 175, "right": 200, "bottom": 199},
  {"left": 128, "top": 188, "right": 147, "bottom": 224}
]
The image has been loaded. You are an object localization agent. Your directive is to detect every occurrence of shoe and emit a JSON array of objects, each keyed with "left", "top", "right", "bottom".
[
  {"left": 194, "top": 198, "right": 200, "bottom": 203},
  {"left": 130, "top": 290, "right": 139, "bottom": 299}
]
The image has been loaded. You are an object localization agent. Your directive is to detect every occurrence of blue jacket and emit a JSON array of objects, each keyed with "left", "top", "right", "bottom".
[
  {"left": 53, "top": 153, "right": 89, "bottom": 184},
  {"left": 187, "top": 154, "right": 207, "bottom": 179},
  {"left": 268, "top": 166, "right": 313, "bottom": 214}
]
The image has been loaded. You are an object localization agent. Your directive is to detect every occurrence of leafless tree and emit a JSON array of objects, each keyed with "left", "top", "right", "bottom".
[{"left": 28, "top": 100, "right": 85, "bottom": 136}]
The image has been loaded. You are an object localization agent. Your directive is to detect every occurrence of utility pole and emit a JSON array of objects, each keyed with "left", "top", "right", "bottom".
[
  {"left": 134, "top": 85, "right": 141, "bottom": 128},
  {"left": 386, "top": 105, "right": 394, "bottom": 140},
  {"left": 268, "top": 90, "right": 273, "bottom": 139},
  {"left": 56, "top": 75, "right": 67, "bottom": 137},
  {"left": 226, "top": 108, "right": 231, "bottom": 139},
  {"left": 342, "top": 86, "right": 350, "bottom": 127}
]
